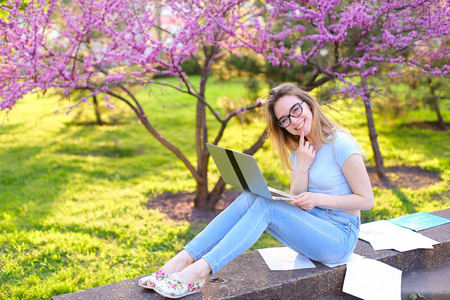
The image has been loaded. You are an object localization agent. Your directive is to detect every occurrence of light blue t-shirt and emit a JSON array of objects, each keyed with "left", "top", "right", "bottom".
[{"left": 289, "top": 131, "right": 361, "bottom": 210}]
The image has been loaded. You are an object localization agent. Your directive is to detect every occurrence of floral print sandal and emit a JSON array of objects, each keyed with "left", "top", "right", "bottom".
[
  {"left": 138, "top": 269, "right": 170, "bottom": 290},
  {"left": 153, "top": 273, "right": 205, "bottom": 299}
]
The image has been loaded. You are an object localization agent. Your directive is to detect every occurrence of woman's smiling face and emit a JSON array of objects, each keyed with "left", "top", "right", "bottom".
[{"left": 273, "top": 94, "right": 313, "bottom": 138}]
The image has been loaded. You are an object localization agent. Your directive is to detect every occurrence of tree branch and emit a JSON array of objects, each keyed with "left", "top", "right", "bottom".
[
  {"left": 104, "top": 88, "right": 203, "bottom": 183},
  {"left": 243, "top": 128, "right": 267, "bottom": 155}
]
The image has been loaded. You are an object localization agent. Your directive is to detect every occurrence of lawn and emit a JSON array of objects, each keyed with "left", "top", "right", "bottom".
[{"left": 0, "top": 78, "right": 449, "bottom": 299}]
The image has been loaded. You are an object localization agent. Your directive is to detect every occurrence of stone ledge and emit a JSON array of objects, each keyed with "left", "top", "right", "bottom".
[
  {"left": 401, "top": 261, "right": 450, "bottom": 300},
  {"left": 51, "top": 209, "right": 450, "bottom": 300}
]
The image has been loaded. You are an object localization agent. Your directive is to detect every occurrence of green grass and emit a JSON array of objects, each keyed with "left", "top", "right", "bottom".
[{"left": 0, "top": 78, "right": 449, "bottom": 299}]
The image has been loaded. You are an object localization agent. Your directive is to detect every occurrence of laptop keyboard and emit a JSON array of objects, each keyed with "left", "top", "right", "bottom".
[{"left": 270, "top": 191, "right": 291, "bottom": 200}]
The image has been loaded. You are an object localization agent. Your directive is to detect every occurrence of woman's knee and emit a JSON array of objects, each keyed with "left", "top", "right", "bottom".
[
  {"left": 233, "top": 191, "right": 258, "bottom": 208},
  {"left": 229, "top": 192, "right": 272, "bottom": 216},
  {"left": 249, "top": 195, "right": 274, "bottom": 216}
]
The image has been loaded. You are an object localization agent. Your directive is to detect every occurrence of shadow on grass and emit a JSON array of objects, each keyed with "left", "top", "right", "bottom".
[
  {"left": 377, "top": 122, "right": 449, "bottom": 169},
  {"left": 55, "top": 143, "right": 144, "bottom": 158},
  {"left": 0, "top": 143, "right": 146, "bottom": 232},
  {"left": 366, "top": 166, "right": 442, "bottom": 190},
  {"left": 0, "top": 145, "right": 80, "bottom": 231},
  {"left": 53, "top": 122, "right": 155, "bottom": 158},
  {"left": 0, "top": 122, "right": 25, "bottom": 134},
  {"left": 402, "top": 121, "right": 449, "bottom": 132}
]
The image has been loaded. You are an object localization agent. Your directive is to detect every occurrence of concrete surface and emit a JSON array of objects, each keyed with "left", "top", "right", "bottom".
[{"left": 51, "top": 208, "right": 450, "bottom": 300}]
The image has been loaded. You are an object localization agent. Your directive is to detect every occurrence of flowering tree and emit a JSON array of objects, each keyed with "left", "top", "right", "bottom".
[
  {"left": 1, "top": 0, "right": 449, "bottom": 208},
  {"left": 1, "top": 0, "right": 271, "bottom": 209}
]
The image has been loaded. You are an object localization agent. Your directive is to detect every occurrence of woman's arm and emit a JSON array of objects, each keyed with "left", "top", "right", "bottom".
[
  {"left": 290, "top": 131, "right": 315, "bottom": 195},
  {"left": 290, "top": 161, "right": 309, "bottom": 195},
  {"left": 292, "top": 153, "right": 374, "bottom": 211}
]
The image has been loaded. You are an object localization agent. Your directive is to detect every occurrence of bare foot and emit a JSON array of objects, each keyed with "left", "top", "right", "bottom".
[
  {"left": 160, "top": 250, "right": 195, "bottom": 275},
  {"left": 177, "top": 258, "right": 211, "bottom": 284}
]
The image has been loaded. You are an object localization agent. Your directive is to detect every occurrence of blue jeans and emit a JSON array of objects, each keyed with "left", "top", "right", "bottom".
[{"left": 184, "top": 192, "right": 360, "bottom": 274}]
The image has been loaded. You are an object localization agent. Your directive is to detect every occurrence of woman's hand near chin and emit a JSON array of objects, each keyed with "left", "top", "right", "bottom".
[{"left": 296, "top": 131, "right": 315, "bottom": 173}]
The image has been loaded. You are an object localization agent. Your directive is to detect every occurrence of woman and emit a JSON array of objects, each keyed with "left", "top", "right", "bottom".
[{"left": 139, "top": 83, "right": 374, "bottom": 299}]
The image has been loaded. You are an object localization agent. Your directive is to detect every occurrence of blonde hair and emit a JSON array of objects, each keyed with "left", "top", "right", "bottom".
[{"left": 265, "top": 83, "right": 363, "bottom": 170}]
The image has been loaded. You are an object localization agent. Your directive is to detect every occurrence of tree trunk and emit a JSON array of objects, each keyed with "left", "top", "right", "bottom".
[
  {"left": 92, "top": 96, "right": 104, "bottom": 126},
  {"left": 207, "top": 177, "right": 226, "bottom": 209},
  {"left": 361, "top": 72, "right": 386, "bottom": 179},
  {"left": 428, "top": 79, "right": 446, "bottom": 130},
  {"left": 195, "top": 179, "right": 210, "bottom": 209},
  {"left": 194, "top": 93, "right": 209, "bottom": 208},
  {"left": 363, "top": 95, "right": 386, "bottom": 179}
]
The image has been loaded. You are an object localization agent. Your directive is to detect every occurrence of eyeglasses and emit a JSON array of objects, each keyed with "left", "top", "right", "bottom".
[{"left": 277, "top": 102, "right": 303, "bottom": 128}]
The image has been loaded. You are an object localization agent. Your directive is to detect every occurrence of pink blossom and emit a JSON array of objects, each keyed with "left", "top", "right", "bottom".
[
  {"left": 256, "top": 98, "right": 266, "bottom": 106},
  {"left": 0, "top": 0, "right": 447, "bottom": 116}
]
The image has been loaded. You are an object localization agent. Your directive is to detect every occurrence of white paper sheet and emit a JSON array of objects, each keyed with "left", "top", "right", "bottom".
[
  {"left": 343, "top": 258, "right": 402, "bottom": 300},
  {"left": 322, "top": 253, "right": 365, "bottom": 268},
  {"left": 359, "top": 220, "right": 439, "bottom": 252},
  {"left": 257, "top": 247, "right": 316, "bottom": 270}
]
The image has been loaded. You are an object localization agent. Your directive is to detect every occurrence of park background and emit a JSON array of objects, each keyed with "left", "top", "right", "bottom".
[{"left": 1, "top": 1, "right": 449, "bottom": 299}]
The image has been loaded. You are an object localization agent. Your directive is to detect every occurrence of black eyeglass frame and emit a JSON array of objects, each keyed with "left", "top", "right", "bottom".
[{"left": 277, "top": 102, "right": 304, "bottom": 129}]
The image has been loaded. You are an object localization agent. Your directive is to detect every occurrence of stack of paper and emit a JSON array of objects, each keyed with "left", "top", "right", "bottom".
[{"left": 359, "top": 220, "right": 439, "bottom": 252}]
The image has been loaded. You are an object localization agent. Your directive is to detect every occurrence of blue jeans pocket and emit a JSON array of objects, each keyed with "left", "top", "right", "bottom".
[
  {"left": 327, "top": 211, "right": 361, "bottom": 246},
  {"left": 328, "top": 211, "right": 359, "bottom": 227}
]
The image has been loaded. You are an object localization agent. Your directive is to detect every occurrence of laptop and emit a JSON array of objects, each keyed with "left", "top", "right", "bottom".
[{"left": 206, "top": 143, "right": 294, "bottom": 201}]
